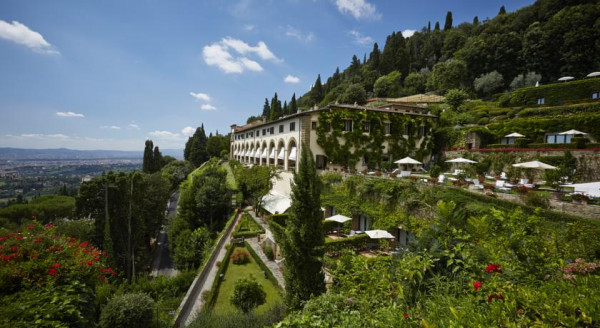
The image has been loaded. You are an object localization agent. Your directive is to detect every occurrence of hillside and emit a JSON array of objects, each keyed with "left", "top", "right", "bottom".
[{"left": 0, "top": 147, "right": 183, "bottom": 160}]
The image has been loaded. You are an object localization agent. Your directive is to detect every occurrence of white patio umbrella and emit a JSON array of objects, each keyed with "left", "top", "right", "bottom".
[
  {"left": 504, "top": 132, "right": 525, "bottom": 138},
  {"left": 586, "top": 72, "right": 600, "bottom": 78},
  {"left": 324, "top": 214, "right": 352, "bottom": 223},
  {"left": 394, "top": 156, "right": 422, "bottom": 165},
  {"left": 512, "top": 161, "right": 557, "bottom": 170},
  {"left": 445, "top": 157, "right": 477, "bottom": 164},
  {"left": 365, "top": 230, "right": 395, "bottom": 239},
  {"left": 558, "top": 76, "right": 574, "bottom": 82},
  {"left": 558, "top": 129, "right": 588, "bottom": 136}
]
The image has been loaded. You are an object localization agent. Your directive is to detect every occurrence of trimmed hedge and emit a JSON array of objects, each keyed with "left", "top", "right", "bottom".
[
  {"left": 324, "top": 234, "right": 370, "bottom": 253},
  {"left": 232, "top": 212, "right": 265, "bottom": 238},
  {"left": 486, "top": 113, "right": 600, "bottom": 142},
  {"left": 509, "top": 78, "right": 600, "bottom": 107},
  {"left": 206, "top": 240, "right": 237, "bottom": 308},
  {"left": 243, "top": 241, "right": 283, "bottom": 292},
  {"left": 268, "top": 214, "right": 287, "bottom": 244},
  {"left": 518, "top": 102, "right": 600, "bottom": 118}
]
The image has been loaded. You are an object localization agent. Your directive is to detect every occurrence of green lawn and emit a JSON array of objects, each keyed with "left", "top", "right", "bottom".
[
  {"left": 212, "top": 247, "right": 282, "bottom": 315},
  {"left": 222, "top": 162, "right": 238, "bottom": 190}
]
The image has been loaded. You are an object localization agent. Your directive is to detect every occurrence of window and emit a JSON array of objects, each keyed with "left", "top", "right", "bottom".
[
  {"left": 537, "top": 97, "right": 545, "bottom": 105},
  {"left": 250, "top": 131, "right": 254, "bottom": 137},
  {"left": 384, "top": 123, "right": 391, "bottom": 135},
  {"left": 290, "top": 122, "right": 296, "bottom": 131},
  {"left": 311, "top": 121, "right": 317, "bottom": 130},
  {"left": 593, "top": 92, "right": 599, "bottom": 99},
  {"left": 270, "top": 127, "right": 274, "bottom": 134},
  {"left": 256, "top": 130, "right": 260, "bottom": 136},
  {"left": 262, "top": 128, "right": 266, "bottom": 135},
  {"left": 344, "top": 119, "right": 353, "bottom": 132},
  {"left": 419, "top": 126, "right": 425, "bottom": 137},
  {"left": 362, "top": 121, "right": 371, "bottom": 133},
  {"left": 279, "top": 125, "right": 284, "bottom": 133},
  {"left": 404, "top": 125, "right": 411, "bottom": 136}
]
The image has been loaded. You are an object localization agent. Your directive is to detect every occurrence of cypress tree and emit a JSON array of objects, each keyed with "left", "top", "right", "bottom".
[
  {"left": 283, "top": 100, "right": 288, "bottom": 116},
  {"left": 434, "top": 21, "right": 440, "bottom": 31},
  {"left": 369, "top": 42, "right": 381, "bottom": 71},
  {"left": 311, "top": 75, "right": 323, "bottom": 105},
  {"left": 290, "top": 93, "right": 298, "bottom": 114},
  {"left": 444, "top": 11, "right": 453, "bottom": 31},
  {"left": 142, "top": 140, "right": 154, "bottom": 173},
  {"left": 262, "top": 98, "right": 270, "bottom": 120},
  {"left": 186, "top": 125, "right": 208, "bottom": 167},
  {"left": 499, "top": 5, "right": 506, "bottom": 15},
  {"left": 270, "top": 93, "right": 282, "bottom": 121},
  {"left": 152, "top": 146, "right": 162, "bottom": 173},
  {"left": 282, "top": 146, "right": 325, "bottom": 310},
  {"left": 473, "top": 16, "right": 479, "bottom": 25},
  {"left": 427, "top": 21, "right": 431, "bottom": 33}
]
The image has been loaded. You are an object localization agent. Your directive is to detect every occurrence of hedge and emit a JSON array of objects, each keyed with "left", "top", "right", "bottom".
[
  {"left": 206, "top": 240, "right": 238, "bottom": 308},
  {"left": 268, "top": 214, "right": 287, "bottom": 244},
  {"left": 486, "top": 113, "right": 600, "bottom": 142},
  {"left": 324, "top": 234, "right": 370, "bottom": 254},
  {"left": 243, "top": 241, "right": 283, "bottom": 292},
  {"left": 518, "top": 102, "right": 600, "bottom": 118},
  {"left": 509, "top": 78, "right": 600, "bottom": 107},
  {"left": 232, "top": 213, "right": 265, "bottom": 238}
]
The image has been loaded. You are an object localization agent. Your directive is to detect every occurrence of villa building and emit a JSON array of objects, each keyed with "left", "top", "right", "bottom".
[{"left": 230, "top": 104, "right": 437, "bottom": 172}]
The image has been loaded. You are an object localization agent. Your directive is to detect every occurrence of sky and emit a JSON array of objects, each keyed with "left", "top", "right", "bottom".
[{"left": 0, "top": 0, "right": 535, "bottom": 151}]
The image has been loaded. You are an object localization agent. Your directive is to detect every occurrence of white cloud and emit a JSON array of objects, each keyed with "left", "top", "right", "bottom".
[
  {"left": 202, "top": 37, "right": 280, "bottom": 74},
  {"left": 189, "top": 92, "right": 211, "bottom": 101},
  {"left": 200, "top": 104, "right": 217, "bottom": 111},
  {"left": 348, "top": 30, "right": 373, "bottom": 45},
  {"left": 0, "top": 20, "right": 59, "bottom": 55},
  {"left": 149, "top": 130, "right": 182, "bottom": 140},
  {"left": 129, "top": 123, "right": 140, "bottom": 130},
  {"left": 285, "top": 25, "right": 314, "bottom": 42},
  {"left": 284, "top": 75, "right": 300, "bottom": 83},
  {"left": 244, "top": 24, "right": 255, "bottom": 31},
  {"left": 101, "top": 125, "right": 121, "bottom": 130},
  {"left": 181, "top": 126, "right": 195, "bottom": 136},
  {"left": 402, "top": 29, "right": 416, "bottom": 38},
  {"left": 56, "top": 111, "right": 84, "bottom": 118},
  {"left": 20, "top": 133, "right": 69, "bottom": 139},
  {"left": 335, "top": 0, "right": 380, "bottom": 20}
]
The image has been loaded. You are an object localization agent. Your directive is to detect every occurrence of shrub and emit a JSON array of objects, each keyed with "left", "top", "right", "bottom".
[
  {"left": 444, "top": 89, "right": 469, "bottom": 111},
  {"left": 429, "top": 165, "right": 441, "bottom": 178},
  {"left": 100, "top": 292, "right": 154, "bottom": 328},
  {"left": 230, "top": 275, "right": 266, "bottom": 313},
  {"left": 230, "top": 248, "right": 250, "bottom": 265},
  {"left": 572, "top": 137, "right": 588, "bottom": 149},
  {"left": 264, "top": 246, "right": 275, "bottom": 261}
]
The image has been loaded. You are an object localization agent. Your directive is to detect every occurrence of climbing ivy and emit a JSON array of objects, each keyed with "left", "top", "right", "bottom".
[{"left": 316, "top": 108, "right": 436, "bottom": 169}]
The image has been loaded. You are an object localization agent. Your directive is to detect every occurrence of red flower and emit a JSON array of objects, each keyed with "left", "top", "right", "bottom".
[
  {"left": 50, "top": 263, "right": 60, "bottom": 269},
  {"left": 86, "top": 260, "right": 93, "bottom": 266},
  {"left": 0, "top": 236, "right": 7, "bottom": 242},
  {"left": 98, "top": 275, "right": 106, "bottom": 282},
  {"left": 34, "top": 237, "right": 43, "bottom": 243},
  {"left": 485, "top": 264, "right": 503, "bottom": 274},
  {"left": 473, "top": 281, "right": 482, "bottom": 291},
  {"left": 107, "top": 267, "right": 115, "bottom": 274},
  {"left": 93, "top": 257, "right": 99, "bottom": 262},
  {"left": 44, "top": 224, "right": 55, "bottom": 229},
  {"left": 402, "top": 313, "right": 409, "bottom": 319},
  {"left": 487, "top": 294, "right": 504, "bottom": 303},
  {"left": 31, "top": 253, "right": 39, "bottom": 259},
  {"left": 78, "top": 241, "right": 89, "bottom": 248},
  {"left": 49, "top": 268, "right": 57, "bottom": 276},
  {"left": 16, "top": 235, "right": 23, "bottom": 240},
  {"left": 99, "top": 267, "right": 106, "bottom": 273},
  {"left": 11, "top": 245, "right": 18, "bottom": 252}
]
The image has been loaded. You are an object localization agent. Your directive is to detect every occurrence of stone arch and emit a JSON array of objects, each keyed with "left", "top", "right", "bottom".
[
  {"left": 287, "top": 138, "right": 298, "bottom": 171},
  {"left": 276, "top": 138, "right": 286, "bottom": 167},
  {"left": 268, "top": 139, "right": 276, "bottom": 166}
]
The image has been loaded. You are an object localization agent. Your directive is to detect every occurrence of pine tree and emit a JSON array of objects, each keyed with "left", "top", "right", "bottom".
[
  {"left": 499, "top": 5, "right": 506, "bottom": 15},
  {"left": 290, "top": 93, "right": 298, "bottom": 114},
  {"left": 185, "top": 125, "right": 208, "bottom": 167},
  {"left": 473, "top": 16, "right": 479, "bottom": 25},
  {"left": 262, "top": 98, "right": 270, "bottom": 120},
  {"left": 444, "top": 11, "right": 453, "bottom": 31},
  {"left": 311, "top": 75, "right": 323, "bottom": 106},
  {"left": 283, "top": 101, "right": 288, "bottom": 116},
  {"left": 368, "top": 42, "right": 381, "bottom": 72},
  {"left": 269, "top": 93, "right": 282, "bottom": 121},
  {"left": 142, "top": 140, "right": 154, "bottom": 173},
  {"left": 152, "top": 146, "right": 162, "bottom": 173},
  {"left": 427, "top": 21, "right": 431, "bottom": 33},
  {"left": 434, "top": 21, "right": 440, "bottom": 31},
  {"left": 282, "top": 146, "right": 325, "bottom": 310}
]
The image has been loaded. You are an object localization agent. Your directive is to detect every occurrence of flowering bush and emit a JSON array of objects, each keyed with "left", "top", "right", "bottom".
[
  {"left": 230, "top": 248, "right": 250, "bottom": 265},
  {"left": 561, "top": 258, "right": 600, "bottom": 281},
  {"left": 0, "top": 222, "right": 115, "bottom": 292}
]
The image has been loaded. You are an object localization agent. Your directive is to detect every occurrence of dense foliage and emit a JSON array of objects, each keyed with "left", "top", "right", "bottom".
[
  {"left": 230, "top": 275, "right": 267, "bottom": 313},
  {"left": 99, "top": 292, "right": 155, "bottom": 328}
]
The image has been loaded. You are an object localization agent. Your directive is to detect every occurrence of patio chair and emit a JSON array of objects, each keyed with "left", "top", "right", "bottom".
[
  {"left": 500, "top": 172, "right": 508, "bottom": 180},
  {"left": 437, "top": 174, "right": 446, "bottom": 184},
  {"left": 472, "top": 179, "right": 484, "bottom": 190},
  {"left": 495, "top": 180, "right": 512, "bottom": 192},
  {"left": 400, "top": 170, "right": 412, "bottom": 178},
  {"left": 518, "top": 178, "right": 535, "bottom": 189}
]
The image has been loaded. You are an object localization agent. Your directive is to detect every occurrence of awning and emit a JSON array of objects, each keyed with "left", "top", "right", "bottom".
[
  {"left": 324, "top": 214, "right": 352, "bottom": 223},
  {"left": 288, "top": 147, "right": 297, "bottom": 161},
  {"left": 277, "top": 148, "right": 285, "bottom": 160},
  {"left": 269, "top": 148, "right": 276, "bottom": 159},
  {"left": 234, "top": 150, "right": 238, "bottom": 156},
  {"left": 261, "top": 191, "right": 292, "bottom": 214},
  {"left": 394, "top": 156, "right": 422, "bottom": 164},
  {"left": 504, "top": 132, "right": 525, "bottom": 138},
  {"left": 560, "top": 182, "right": 600, "bottom": 198},
  {"left": 365, "top": 230, "right": 394, "bottom": 239},
  {"left": 445, "top": 157, "right": 477, "bottom": 164},
  {"left": 254, "top": 149, "right": 260, "bottom": 158},
  {"left": 512, "top": 160, "right": 557, "bottom": 170},
  {"left": 261, "top": 148, "right": 268, "bottom": 159},
  {"left": 558, "top": 129, "right": 588, "bottom": 135}
]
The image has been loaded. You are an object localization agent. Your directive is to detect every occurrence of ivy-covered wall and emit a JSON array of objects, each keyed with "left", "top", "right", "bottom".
[
  {"left": 315, "top": 108, "right": 436, "bottom": 169},
  {"left": 509, "top": 78, "right": 600, "bottom": 107}
]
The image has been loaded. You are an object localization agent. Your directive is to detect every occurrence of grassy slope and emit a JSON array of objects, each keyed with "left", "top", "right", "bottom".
[
  {"left": 212, "top": 247, "right": 282, "bottom": 315},
  {"left": 222, "top": 161, "right": 238, "bottom": 190}
]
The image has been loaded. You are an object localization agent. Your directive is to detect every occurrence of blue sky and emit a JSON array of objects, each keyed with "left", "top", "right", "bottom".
[{"left": 0, "top": 0, "right": 534, "bottom": 151}]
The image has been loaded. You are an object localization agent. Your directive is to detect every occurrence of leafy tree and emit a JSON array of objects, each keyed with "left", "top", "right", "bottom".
[
  {"left": 236, "top": 166, "right": 276, "bottom": 211},
  {"left": 473, "top": 71, "right": 504, "bottom": 96},
  {"left": 403, "top": 72, "right": 427, "bottom": 95},
  {"left": 172, "top": 227, "right": 211, "bottom": 269},
  {"left": 230, "top": 275, "right": 266, "bottom": 313},
  {"left": 368, "top": 42, "right": 381, "bottom": 71},
  {"left": 428, "top": 59, "right": 469, "bottom": 92},
  {"left": 510, "top": 72, "right": 541, "bottom": 90},
  {"left": 282, "top": 146, "right": 325, "bottom": 310},
  {"left": 340, "top": 83, "right": 367, "bottom": 105},
  {"left": 373, "top": 71, "right": 402, "bottom": 97},
  {"left": 444, "top": 11, "right": 453, "bottom": 31},
  {"left": 194, "top": 167, "right": 231, "bottom": 228},
  {"left": 444, "top": 89, "right": 469, "bottom": 111},
  {"left": 142, "top": 140, "right": 154, "bottom": 173},
  {"left": 246, "top": 115, "right": 262, "bottom": 124}
]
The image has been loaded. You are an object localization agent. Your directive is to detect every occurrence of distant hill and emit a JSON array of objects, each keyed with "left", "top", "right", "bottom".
[{"left": 0, "top": 148, "right": 183, "bottom": 160}]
